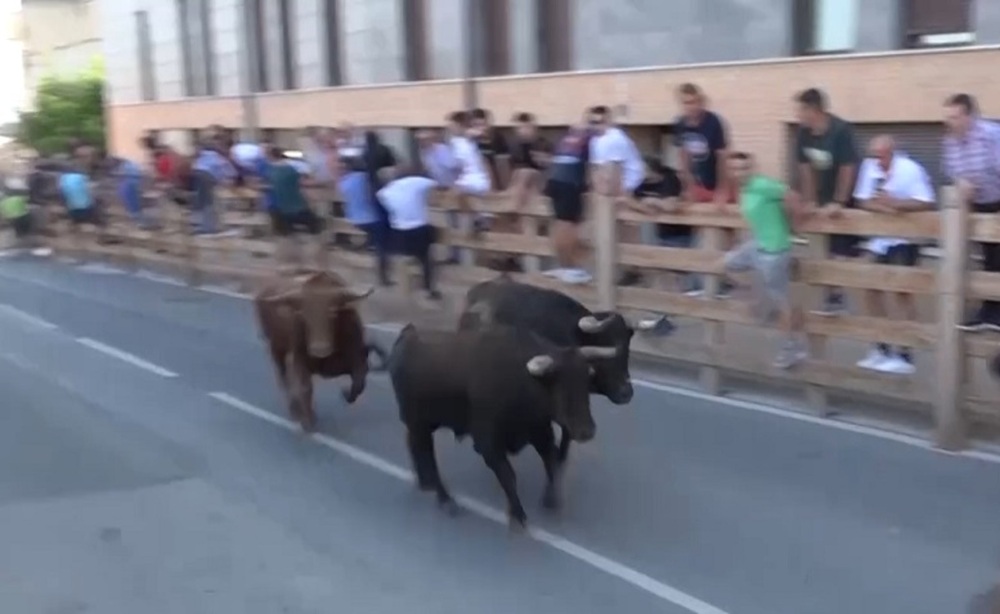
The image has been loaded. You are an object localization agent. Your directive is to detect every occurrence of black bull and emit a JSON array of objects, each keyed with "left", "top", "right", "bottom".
[
  {"left": 386, "top": 324, "right": 618, "bottom": 528},
  {"left": 458, "top": 277, "right": 654, "bottom": 462}
]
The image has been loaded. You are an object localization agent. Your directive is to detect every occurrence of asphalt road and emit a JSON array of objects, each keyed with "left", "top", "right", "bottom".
[{"left": 1, "top": 256, "right": 999, "bottom": 614}]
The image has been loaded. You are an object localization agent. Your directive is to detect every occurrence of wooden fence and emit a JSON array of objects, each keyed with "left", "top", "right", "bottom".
[{"left": 17, "top": 177, "right": 1000, "bottom": 451}]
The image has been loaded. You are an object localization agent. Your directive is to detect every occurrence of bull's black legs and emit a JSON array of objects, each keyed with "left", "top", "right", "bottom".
[
  {"left": 556, "top": 425, "right": 572, "bottom": 465},
  {"left": 482, "top": 452, "right": 527, "bottom": 529},
  {"left": 343, "top": 362, "right": 367, "bottom": 405},
  {"left": 532, "top": 426, "right": 562, "bottom": 511},
  {"left": 406, "top": 427, "right": 457, "bottom": 514}
]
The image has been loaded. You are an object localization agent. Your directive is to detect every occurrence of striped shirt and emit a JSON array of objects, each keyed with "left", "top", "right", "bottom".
[{"left": 942, "top": 119, "right": 1000, "bottom": 204}]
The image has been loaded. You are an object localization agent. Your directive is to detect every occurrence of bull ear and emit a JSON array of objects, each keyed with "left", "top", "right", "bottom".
[
  {"left": 526, "top": 355, "right": 556, "bottom": 377},
  {"left": 578, "top": 315, "right": 613, "bottom": 334},
  {"left": 578, "top": 346, "right": 618, "bottom": 360}
]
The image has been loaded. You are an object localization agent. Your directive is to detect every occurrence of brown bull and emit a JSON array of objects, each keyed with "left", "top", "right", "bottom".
[{"left": 254, "top": 270, "right": 382, "bottom": 432}]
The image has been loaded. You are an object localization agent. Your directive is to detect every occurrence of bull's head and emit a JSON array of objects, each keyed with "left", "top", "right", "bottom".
[
  {"left": 576, "top": 313, "right": 643, "bottom": 405},
  {"left": 525, "top": 345, "right": 618, "bottom": 442},
  {"left": 266, "top": 272, "right": 374, "bottom": 358}
]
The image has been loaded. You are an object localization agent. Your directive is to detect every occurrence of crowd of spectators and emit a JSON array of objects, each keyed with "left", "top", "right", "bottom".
[{"left": 3, "top": 85, "right": 997, "bottom": 374}]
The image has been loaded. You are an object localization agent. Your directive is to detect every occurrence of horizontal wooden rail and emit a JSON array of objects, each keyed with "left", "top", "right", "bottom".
[{"left": 22, "top": 175, "right": 997, "bottom": 450}]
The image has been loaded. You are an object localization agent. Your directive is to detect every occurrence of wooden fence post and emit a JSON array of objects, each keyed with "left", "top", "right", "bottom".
[
  {"left": 935, "top": 186, "right": 967, "bottom": 450},
  {"left": 593, "top": 164, "right": 618, "bottom": 311}
]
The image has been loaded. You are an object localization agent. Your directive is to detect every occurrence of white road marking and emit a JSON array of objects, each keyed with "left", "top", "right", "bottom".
[
  {"left": 0, "top": 304, "right": 59, "bottom": 330},
  {"left": 75, "top": 337, "right": 178, "bottom": 378},
  {"left": 208, "top": 391, "right": 731, "bottom": 614}
]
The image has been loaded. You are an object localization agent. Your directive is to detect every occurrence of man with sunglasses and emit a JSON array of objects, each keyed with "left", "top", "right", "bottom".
[
  {"left": 586, "top": 106, "right": 645, "bottom": 286},
  {"left": 853, "top": 135, "right": 935, "bottom": 375}
]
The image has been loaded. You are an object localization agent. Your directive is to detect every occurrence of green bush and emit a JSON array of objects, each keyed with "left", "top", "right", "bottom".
[{"left": 17, "top": 58, "right": 105, "bottom": 156}]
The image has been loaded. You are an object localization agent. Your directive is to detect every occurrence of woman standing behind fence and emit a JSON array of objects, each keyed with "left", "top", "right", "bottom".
[{"left": 376, "top": 167, "right": 442, "bottom": 301}]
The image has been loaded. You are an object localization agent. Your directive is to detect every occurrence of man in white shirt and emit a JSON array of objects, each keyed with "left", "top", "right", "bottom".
[
  {"left": 853, "top": 135, "right": 935, "bottom": 375},
  {"left": 581, "top": 105, "right": 645, "bottom": 285},
  {"left": 588, "top": 105, "right": 645, "bottom": 199},
  {"left": 377, "top": 169, "right": 442, "bottom": 301}
]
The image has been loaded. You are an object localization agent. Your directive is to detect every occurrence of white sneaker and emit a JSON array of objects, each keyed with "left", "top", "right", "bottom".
[
  {"left": 543, "top": 268, "right": 566, "bottom": 278},
  {"left": 684, "top": 289, "right": 704, "bottom": 297},
  {"left": 856, "top": 349, "right": 889, "bottom": 370},
  {"left": 876, "top": 355, "right": 916, "bottom": 375},
  {"left": 559, "top": 268, "right": 593, "bottom": 284}
]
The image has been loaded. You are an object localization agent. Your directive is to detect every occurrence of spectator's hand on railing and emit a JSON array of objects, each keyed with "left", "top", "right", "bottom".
[{"left": 821, "top": 201, "right": 844, "bottom": 218}]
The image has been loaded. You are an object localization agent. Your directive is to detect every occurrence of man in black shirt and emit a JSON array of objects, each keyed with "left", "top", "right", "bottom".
[
  {"left": 795, "top": 88, "right": 860, "bottom": 315},
  {"left": 470, "top": 108, "right": 510, "bottom": 191},
  {"left": 508, "top": 112, "right": 550, "bottom": 210}
]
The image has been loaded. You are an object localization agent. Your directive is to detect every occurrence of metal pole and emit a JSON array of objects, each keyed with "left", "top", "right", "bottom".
[{"left": 462, "top": 0, "right": 478, "bottom": 110}]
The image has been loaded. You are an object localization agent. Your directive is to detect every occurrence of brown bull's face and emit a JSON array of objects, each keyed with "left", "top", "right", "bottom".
[
  {"left": 268, "top": 272, "right": 375, "bottom": 359},
  {"left": 301, "top": 287, "right": 337, "bottom": 358}
]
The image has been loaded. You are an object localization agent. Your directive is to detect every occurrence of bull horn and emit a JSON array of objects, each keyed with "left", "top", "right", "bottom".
[
  {"left": 631, "top": 317, "right": 661, "bottom": 332},
  {"left": 263, "top": 288, "right": 301, "bottom": 302},
  {"left": 526, "top": 355, "right": 555, "bottom": 376},
  {"left": 343, "top": 285, "right": 375, "bottom": 301},
  {"left": 578, "top": 346, "right": 618, "bottom": 360},
  {"left": 578, "top": 315, "right": 613, "bottom": 333}
]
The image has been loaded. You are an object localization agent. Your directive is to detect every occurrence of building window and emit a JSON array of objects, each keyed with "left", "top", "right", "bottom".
[
  {"left": 201, "top": 0, "right": 216, "bottom": 95},
  {"left": 902, "top": 0, "right": 974, "bottom": 48},
  {"left": 481, "top": 0, "right": 509, "bottom": 76},
  {"left": 794, "top": 0, "right": 858, "bottom": 54},
  {"left": 537, "top": 0, "right": 569, "bottom": 72},
  {"left": 178, "top": 0, "right": 215, "bottom": 96},
  {"left": 134, "top": 10, "right": 156, "bottom": 101},
  {"left": 322, "top": 0, "right": 342, "bottom": 86},
  {"left": 245, "top": 0, "right": 268, "bottom": 92},
  {"left": 402, "top": 0, "right": 428, "bottom": 81},
  {"left": 278, "top": 0, "right": 296, "bottom": 89}
]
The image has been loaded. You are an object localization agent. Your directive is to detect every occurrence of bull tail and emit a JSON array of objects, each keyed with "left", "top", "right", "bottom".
[{"left": 366, "top": 342, "right": 390, "bottom": 371}]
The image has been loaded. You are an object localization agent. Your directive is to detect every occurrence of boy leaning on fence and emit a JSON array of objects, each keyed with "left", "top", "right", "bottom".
[{"left": 722, "top": 152, "right": 811, "bottom": 370}]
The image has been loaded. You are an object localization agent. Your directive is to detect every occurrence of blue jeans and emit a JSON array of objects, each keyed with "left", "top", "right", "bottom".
[
  {"left": 640, "top": 223, "right": 701, "bottom": 293},
  {"left": 356, "top": 220, "right": 392, "bottom": 284},
  {"left": 191, "top": 171, "right": 218, "bottom": 234},
  {"left": 118, "top": 177, "right": 148, "bottom": 226}
]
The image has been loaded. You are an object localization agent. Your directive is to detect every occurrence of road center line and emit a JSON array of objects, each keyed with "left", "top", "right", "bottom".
[
  {"left": 208, "top": 391, "right": 731, "bottom": 614},
  {"left": 0, "top": 304, "right": 59, "bottom": 331},
  {"left": 75, "top": 337, "right": 179, "bottom": 378}
]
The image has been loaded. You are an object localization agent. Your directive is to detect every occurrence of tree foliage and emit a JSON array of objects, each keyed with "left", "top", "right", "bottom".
[{"left": 17, "top": 58, "right": 106, "bottom": 156}]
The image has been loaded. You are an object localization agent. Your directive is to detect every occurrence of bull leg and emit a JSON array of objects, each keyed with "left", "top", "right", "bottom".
[
  {"left": 406, "top": 427, "right": 458, "bottom": 515},
  {"left": 556, "top": 424, "right": 572, "bottom": 465},
  {"left": 481, "top": 450, "right": 528, "bottom": 530},
  {"left": 532, "top": 426, "right": 562, "bottom": 511},
  {"left": 285, "top": 353, "right": 316, "bottom": 433},
  {"left": 276, "top": 351, "right": 303, "bottom": 423},
  {"left": 299, "top": 370, "right": 318, "bottom": 433},
  {"left": 342, "top": 359, "right": 368, "bottom": 405}
]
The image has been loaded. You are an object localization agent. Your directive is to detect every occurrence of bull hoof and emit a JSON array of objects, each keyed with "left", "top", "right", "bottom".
[
  {"left": 416, "top": 479, "right": 436, "bottom": 492},
  {"left": 439, "top": 499, "right": 461, "bottom": 517},
  {"left": 341, "top": 386, "right": 359, "bottom": 405},
  {"left": 541, "top": 488, "right": 561, "bottom": 511},
  {"left": 508, "top": 512, "right": 528, "bottom": 533},
  {"left": 300, "top": 418, "right": 318, "bottom": 433}
]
